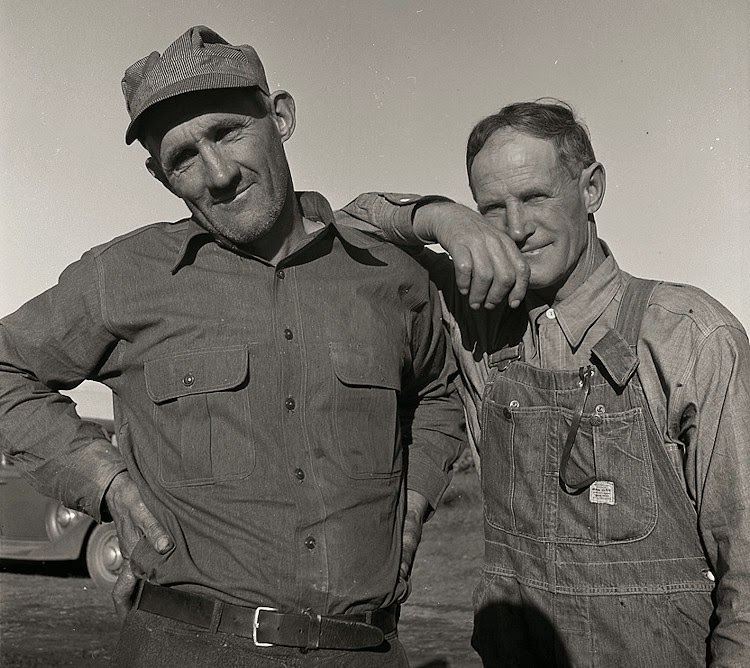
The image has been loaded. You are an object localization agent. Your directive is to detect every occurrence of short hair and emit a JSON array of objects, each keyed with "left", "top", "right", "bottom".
[{"left": 466, "top": 99, "right": 596, "bottom": 185}]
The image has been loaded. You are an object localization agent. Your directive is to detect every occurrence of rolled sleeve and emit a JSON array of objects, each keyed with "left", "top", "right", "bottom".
[
  {"left": 338, "top": 192, "right": 452, "bottom": 247},
  {"left": 0, "top": 251, "right": 124, "bottom": 521}
]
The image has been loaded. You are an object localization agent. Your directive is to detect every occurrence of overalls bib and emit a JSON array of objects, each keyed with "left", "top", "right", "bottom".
[{"left": 472, "top": 279, "right": 715, "bottom": 667}]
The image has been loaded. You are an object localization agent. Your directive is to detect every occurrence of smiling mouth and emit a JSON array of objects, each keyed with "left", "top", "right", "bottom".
[
  {"left": 521, "top": 245, "right": 547, "bottom": 256},
  {"left": 215, "top": 184, "right": 253, "bottom": 205}
]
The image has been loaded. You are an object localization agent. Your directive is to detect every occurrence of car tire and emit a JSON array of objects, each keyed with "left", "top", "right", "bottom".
[{"left": 85, "top": 523, "right": 122, "bottom": 590}]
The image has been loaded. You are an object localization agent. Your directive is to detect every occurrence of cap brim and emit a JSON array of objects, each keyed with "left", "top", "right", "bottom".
[{"left": 125, "top": 74, "right": 269, "bottom": 144}]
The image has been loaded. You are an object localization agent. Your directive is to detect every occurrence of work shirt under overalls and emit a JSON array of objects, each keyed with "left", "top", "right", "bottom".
[
  {"left": 472, "top": 276, "right": 714, "bottom": 667},
  {"left": 337, "top": 195, "right": 750, "bottom": 666}
]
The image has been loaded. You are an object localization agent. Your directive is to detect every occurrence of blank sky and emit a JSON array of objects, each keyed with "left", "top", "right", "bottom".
[{"left": 2, "top": 0, "right": 748, "bottom": 331}]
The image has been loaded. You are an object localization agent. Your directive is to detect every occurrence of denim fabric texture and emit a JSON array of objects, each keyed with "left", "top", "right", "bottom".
[
  {"left": 0, "top": 191, "right": 465, "bottom": 615},
  {"left": 339, "top": 193, "right": 750, "bottom": 666},
  {"left": 472, "top": 294, "right": 713, "bottom": 665}
]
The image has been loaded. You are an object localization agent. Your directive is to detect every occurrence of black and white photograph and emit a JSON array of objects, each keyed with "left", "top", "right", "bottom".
[{"left": 1, "top": 1, "right": 748, "bottom": 666}]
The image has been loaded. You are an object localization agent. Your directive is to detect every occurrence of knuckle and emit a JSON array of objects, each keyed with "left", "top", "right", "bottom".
[
  {"left": 454, "top": 259, "right": 472, "bottom": 274},
  {"left": 473, "top": 267, "right": 494, "bottom": 283}
]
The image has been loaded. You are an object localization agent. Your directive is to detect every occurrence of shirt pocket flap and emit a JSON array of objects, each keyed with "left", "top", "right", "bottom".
[
  {"left": 329, "top": 342, "right": 401, "bottom": 390},
  {"left": 145, "top": 346, "right": 249, "bottom": 404}
]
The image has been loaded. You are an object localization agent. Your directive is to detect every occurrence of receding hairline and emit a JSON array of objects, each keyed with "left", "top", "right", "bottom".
[{"left": 466, "top": 100, "right": 596, "bottom": 189}]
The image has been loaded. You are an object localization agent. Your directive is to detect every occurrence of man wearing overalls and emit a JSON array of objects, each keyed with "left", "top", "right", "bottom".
[{"left": 338, "top": 101, "right": 750, "bottom": 666}]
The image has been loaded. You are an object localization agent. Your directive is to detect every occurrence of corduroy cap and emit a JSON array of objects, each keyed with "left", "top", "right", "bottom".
[{"left": 122, "top": 26, "right": 270, "bottom": 145}]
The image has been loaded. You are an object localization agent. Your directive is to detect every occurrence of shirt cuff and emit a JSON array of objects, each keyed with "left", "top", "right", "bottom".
[
  {"left": 61, "top": 438, "right": 127, "bottom": 523},
  {"left": 340, "top": 193, "right": 453, "bottom": 247},
  {"left": 406, "top": 454, "right": 453, "bottom": 513},
  {"left": 379, "top": 193, "right": 454, "bottom": 246}
]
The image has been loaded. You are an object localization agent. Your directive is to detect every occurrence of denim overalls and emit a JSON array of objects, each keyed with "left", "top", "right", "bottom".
[{"left": 472, "top": 278, "right": 715, "bottom": 667}]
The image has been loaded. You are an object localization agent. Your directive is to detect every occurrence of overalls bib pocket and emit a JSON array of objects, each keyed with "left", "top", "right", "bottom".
[
  {"left": 554, "top": 405, "right": 657, "bottom": 544},
  {"left": 482, "top": 395, "right": 657, "bottom": 544},
  {"left": 145, "top": 345, "right": 254, "bottom": 487}
]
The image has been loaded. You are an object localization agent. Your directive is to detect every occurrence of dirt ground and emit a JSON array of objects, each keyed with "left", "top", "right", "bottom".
[{"left": 0, "top": 469, "right": 484, "bottom": 667}]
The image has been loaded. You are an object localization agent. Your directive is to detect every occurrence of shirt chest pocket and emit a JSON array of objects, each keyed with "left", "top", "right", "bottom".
[
  {"left": 330, "top": 342, "right": 402, "bottom": 479},
  {"left": 144, "top": 345, "right": 254, "bottom": 487}
]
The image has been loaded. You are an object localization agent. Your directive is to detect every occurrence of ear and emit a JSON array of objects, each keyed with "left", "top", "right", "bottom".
[
  {"left": 267, "top": 90, "right": 296, "bottom": 143},
  {"left": 579, "top": 161, "right": 606, "bottom": 215},
  {"left": 146, "top": 156, "right": 176, "bottom": 195}
]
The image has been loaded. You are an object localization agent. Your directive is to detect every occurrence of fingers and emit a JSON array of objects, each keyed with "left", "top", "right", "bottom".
[
  {"left": 450, "top": 239, "right": 500, "bottom": 309},
  {"left": 484, "top": 235, "right": 530, "bottom": 310},
  {"left": 138, "top": 508, "right": 173, "bottom": 554},
  {"left": 106, "top": 471, "right": 172, "bottom": 555},
  {"left": 451, "top": 245, "right": 474, "bottom": 299},
  {"left": 438, "top": 221, "right": 529, "bottom": 310},
  {"left": 112, "top": 560, "right": 137, "bottom": 622},
  {"left": 456, "top": 239, "right": 529, "bottom": 310},
  {"left": 506, "top": 253, "right": 530, "bottom": 309},
  {"left": 400, "top": 511, "right": 424, "bottom": 580}
]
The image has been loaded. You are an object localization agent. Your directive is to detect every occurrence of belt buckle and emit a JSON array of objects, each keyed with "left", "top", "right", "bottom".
[{"left": 252, "top": 606, "right": 277, "bottom": 647}]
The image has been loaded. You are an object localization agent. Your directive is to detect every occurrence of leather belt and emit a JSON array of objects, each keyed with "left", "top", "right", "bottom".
[{"left": 135, "top": 581, "right": 398, "bottom": 650}]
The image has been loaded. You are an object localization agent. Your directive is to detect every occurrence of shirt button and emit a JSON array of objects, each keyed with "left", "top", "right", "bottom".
[
  {"left": 276, "top": 269, "right": 285, "bottom": 279},
  {"left": 284, "top": 328, "right": 294, "bottom": 340},
  {"left": 590, "top": 415, "right": 603, "bottom": 427},
  {"left": 285, "top": 397, "right": 296, "bottom": 410},
  {"left": 304, "top": 536, "right": 316, "bottom": 550},
  {"left": 503, "top": 407, "right": 513, "bottom": 420},
  {"left": 294, "top": 468, "right": 305, "bottom": 481},
  {"left": 545, "top": 308, "right": 556, "bottom": 320},
  {"left": 182, "top": 373, "right": 195, "bottom": 387}
]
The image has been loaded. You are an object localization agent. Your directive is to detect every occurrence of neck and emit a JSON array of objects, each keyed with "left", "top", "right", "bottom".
[
  {"left": 236, "top": 183, "right": 305, "bottom": 265},
  {"left": 537, "top": 219, "right": 605, "bottom": 305}
]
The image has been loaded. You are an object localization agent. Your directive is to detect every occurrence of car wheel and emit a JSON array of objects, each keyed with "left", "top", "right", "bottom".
[{"left": 85, "top": 523, "right": 122, "bottom": 590}]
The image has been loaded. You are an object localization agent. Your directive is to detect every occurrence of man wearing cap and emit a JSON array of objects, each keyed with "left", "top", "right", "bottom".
[{"left": 0, "top": 26, "right": 464, "bottom": 666}]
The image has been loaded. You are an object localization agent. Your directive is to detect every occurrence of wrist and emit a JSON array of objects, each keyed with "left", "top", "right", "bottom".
[
  {"left": 412, "top": 199, "right": 456, "bottom": 245},
  {"left": 413, "top": 200, "right": 459, "bottom": 246},
  {"left": 102, "top": 470, "right": 130, "bottom": 517},
  {"left": 406, "top": 489, "right": 431, "bottom": 522}
]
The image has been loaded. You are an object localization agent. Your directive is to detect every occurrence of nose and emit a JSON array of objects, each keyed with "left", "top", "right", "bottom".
[
  {"left": 202, "top": 146, "right": 241, "bottom": 194},
  {"left": 505, "top": 202, "right": 532, "bottom": 245}
]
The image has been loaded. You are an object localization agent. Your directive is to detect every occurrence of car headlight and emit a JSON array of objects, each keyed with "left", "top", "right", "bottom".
[
  {"left": 46, "top": 502, "right": 85, "bottom": 539},
  {"left": 55, "top": 505, "right": 79, "bottom": 528}
]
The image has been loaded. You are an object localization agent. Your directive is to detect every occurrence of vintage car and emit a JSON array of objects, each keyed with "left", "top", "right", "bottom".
[{"left": 0, "top": 387, "right": 122, "bottom": 590}]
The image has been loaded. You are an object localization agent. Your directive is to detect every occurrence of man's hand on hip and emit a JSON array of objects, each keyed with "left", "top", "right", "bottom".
[
  {"left": 103, "top": 471, "right": 172, "bottom": 621},
  {"left": 400, "top": 490, "right": 430, "bottom": 585},
  {"left": 413, "top": 201, "right": 530, "bottom": 310}
]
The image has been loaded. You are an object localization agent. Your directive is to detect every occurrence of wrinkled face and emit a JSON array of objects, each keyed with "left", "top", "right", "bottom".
[
  {"left": 144, "top": 88, "right": 293, "bottom": 248},
  {"left": 470, "top": 129, "right": 594, "bottom": 299}
]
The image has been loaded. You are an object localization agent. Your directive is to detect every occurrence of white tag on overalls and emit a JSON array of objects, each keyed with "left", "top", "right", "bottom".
[{"left": 589, "top": 481, "right": 615, "bottom": 505}]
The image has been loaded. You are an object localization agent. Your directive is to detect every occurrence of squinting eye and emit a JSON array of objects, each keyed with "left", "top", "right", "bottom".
[
  {"left": 216, "top": 127, "right": 240, "bottom": 142},
  {"left": 169, "top": 151, "right": 197, "bottom": 171},
  {"left": 482, "top": 205, "right": 505, "bottom": 217}
]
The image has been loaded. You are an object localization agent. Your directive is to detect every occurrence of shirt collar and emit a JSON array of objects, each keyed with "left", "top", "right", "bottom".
[
  {"left": 171, "top": 191, "right": 380, "bottom": 273},
  {"left": 538, "top": 242, "right": 621, "bottom": 349},
  {"left": 171, "top": 218, "right": 213, "bottom": 273}
]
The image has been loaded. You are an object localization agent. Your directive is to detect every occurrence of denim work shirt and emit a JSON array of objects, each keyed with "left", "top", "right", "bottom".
[
  {"left": 339, "top": 192, "right": 750, "bottom": 666},
  {"left": 0, "top": 191, "right": 465, "bottom": 614}
]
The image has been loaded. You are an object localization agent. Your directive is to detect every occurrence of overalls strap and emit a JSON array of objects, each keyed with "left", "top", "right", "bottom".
[
  {"left": 614, "top": 276, "right": 661, "bottom": 346},
  {"left": 590, "top": 277, "right": 660, "bottom": 389}
]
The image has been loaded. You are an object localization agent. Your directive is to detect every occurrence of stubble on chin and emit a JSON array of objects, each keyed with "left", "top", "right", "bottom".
[{"left": 189, "top": 192, "right": 287, "bottom": 247}]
